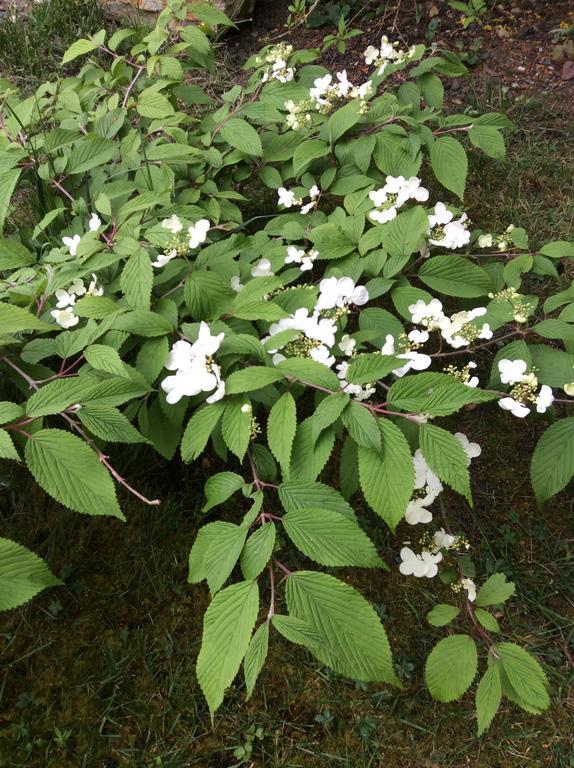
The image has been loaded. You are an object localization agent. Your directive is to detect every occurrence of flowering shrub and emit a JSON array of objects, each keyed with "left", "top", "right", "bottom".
[{"left": 1, "top": 0, "right": 573, "bottom": 733}]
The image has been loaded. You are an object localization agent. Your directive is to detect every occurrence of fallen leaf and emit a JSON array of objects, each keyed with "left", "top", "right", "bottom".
[{"left": 562, "top": 60, "right": 574, "bottom": 80}]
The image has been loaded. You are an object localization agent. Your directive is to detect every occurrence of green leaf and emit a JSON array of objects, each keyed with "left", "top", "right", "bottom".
[
  {"left": 111, "top": 310, "right": 173, "bottom": 336},
  {"left": 0, "top": 401, "right": 23, "bottom": 425},
  {"left": 24, "top": 428, "right": 123, "bottom": 519},
  {"left": 196, "top": 580, "right": 259, "bottom": 715},
  {"left": 539, "top": 240, "right": 574, "bottom": 259},
  {"left": 181, "top": 401, "right": 225, "bottom": 462},
  {"left": 0, "top": 239, "right": 35, "bottom": 270},
  {"left": 267, "top": 392, "right": 296, "bottom": 471},
  {"left": 225, "top": 367, "right": 283, "bottom": 394},
  {"left": 203, "top": 523, "right": 248, "bottom": 594},
  {"left": 496, "top": 643, "right": 550, "bottom": 713},
  {"left": 341, "top": 402, "right": 380, "bottom": 450},
  {"left": 418, "top": 255, "right": 493, "bottom": 298},
  {"left": 202, "top": 472, "right": 246, "bottom": 514},
  {"left": 289, "top": 418, "right": 335, "bottom": 482},
  {"left": 425, "top": 634, "right": 478, "bottom": 702},
  {"left": 0, "top": 429, "right": 19, "bottom": 461},
  {"left": 61, "top": 38, "right": 98, "bottom": 64},
  {"left": 243, "top": 622, "right": 269, "bottom": 700},
  {"left": 469, "top": 125, "right": 505, "bottom": 160},
  {"left": 308, "top": 392, "right": 349, "bottom": 442},
  {"left": 345, "top": 353, "right": 400, "bottom": 386},
  {"left": 0, "top": 303, "right": 51, "bottom": 333},
  {"left": 279, "top": 481, "right": 355, "bottom": 520},
  {"left": 220, "top": 118, "right": 262, "bottom": 156},
  {"left": 221, "top": 399, "right": 252, "bottom": 461},
  {"left": 276, "top": 357, "right": 340, "bottom": 391},
  {"left": 188, "top": 522, "right": 229, "bottom": 583},
  {"left": 529, "top": 344, "right": 574, "bottom": 388},
  {"left": 0, "top": 169, "right": 21, "bottom": 235},
  {"left": 328, "top": 99, "right": 362, "bottom": 143},
  {"left": 475, "top": 608, "right": 500, "bottom": 633},
  {"left": 388, "top": 372, "right": 498, "bottom": 416},
  {"left": 120, "top": 249, "right": 153, "bottom": 309},
  {"left": 84, "top": 344, "right": 128, "bottom": 378},
  {"left": 476, "top": 663, "right": 502, "bottom": 736},
  {"left": 426, "top": 604, "right": 461, "bottom": 627},
  {"left": 476, "top": 573, "right": 516, "bottom": 607},
  {"left": 77, "top": 404, "right": 150, "bottom": 444},
  {"left": 420, "top": 423, "right": 471, "bottom": 502},
  {"left": 530, "top": 418, "right": 574, "bottom": 505},
  {"left": 293, "top": 139, "right": 329, "bottom": 175},
  {"left": 0, "top": 538, "right": 62, "bottom": 611},
  {"left": 272, "top": 614, "right": 322, "bottom": 646},
  {"left": 67, "top": 137, "right": 116, "bottom": 175},
  {"left": 384, "top": 205, "right": 429, "bottom": 260},
  {"left": 241, "top": 523, "right": 276, "bottom": 580},
  {"left": 184, "top": 271, "right": 233, "bottom": 320},
  {"left": 430, "top": 136, "right": 468, "bottom": 199},
  {"left": 137, "top": 88, "right": 175, "bottom": 119},
  {"left": 283, "top": 508, "right": 383, "bottom": 567},
  {"left": 358, "top": 418, "right": 414, "bottom": 531},
  {"left": 286, "top": 571, "right": 399, "bottom": 684}
]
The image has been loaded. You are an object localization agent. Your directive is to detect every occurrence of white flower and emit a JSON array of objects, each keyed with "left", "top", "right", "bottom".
[
  {"left": 241, "top": 403, "right": 252, "bottom": 414},
  {"left": 335, "top": 70, "right": 352, "bottom": 97},
  {"left": 535, "top": 385, "right": 554, "bottom": 413},
  {"left": 433, "top": 528, "right": 456, "bottom": 551},
  {"left": 62, "top": 234, "right": 81, "bottom": 257},
  {"left": 87, "top": 273, "right": 103, "bottom": 297},
  {"left": 381, "top": 334, "right": 395, "bottom": 355},
  {"left": 393, "top": 351, "right": 432, "bottom": 378},
  {"left": 428, "top": 202, "right": 453, "bottom": 228},
  {"left": 316, "top": 276, "right": 369, "bottom": 311},
  {"left": 161, "top": 323, "right": 225, "bottom": 405},
  {"left": 309, "top": 73, "right": 332, "bottom": 104},
  {"left": 498, "top": 396, "right": 530, "bottom": 418},
  {"left": 338, "top": 334, "right": 356, "bottom": 356},
  {"left": 461, "top": 577, "right": 477, "bottom": 602},
  {"left": 309, "top": 185, "right": 320, "bottom": 199},
  {"left": 454, "top": 432, "right": 481, "bottom": 464},
  {"left": 230, "top": 275, "right": 243, "bottom": 292},
  {"left": 251, "top": 258, "right": 274, "bottom": 277},
  {"left": 194, "top": 321, "right": 225, "bottom": 357},
  {"left": 88, "top": 213, "right": 102, "bottom": 232},
  {"left": 300, "top": 200, "right": 316, "bottom": 215},
  {"left": 188, "top": 219, "right": 210, "bottom": 249},
  {"left": 51, "top": 308, "right": 79, "bottom": 328},
  {"left": 309, "top": 344, "right": 336, "bottom": 368},
  {"left": 278, "top": 187, "right": 296, "bottom": 208},
  {"left": 55, "top": 289, "right": 76, "bottom": 309},
  {"left": 162, "top": 215, "right": 183, "bottom": 234},
  {"left": 478, "top": 233, "right": 493, "bottom": 248},
  {"left": 413, "top": 450, "right": 443, "bottom": 495},
  {"left": 399, "top": 547, "right": 442, "bottom": 578},
  {"left": 407, "top": 329, "right": 429, "bottom": 345},
  {"left": 498, "top": 358, "right": 528, "bottom": 385},
  {"left": 285, "top": 246, "right": 305, "bottom": 265},
  {"left": 364, "top": 45, "right": 379, "bottom": 65},
  {"left": 369, "top": 206, "right": 398, "bottom": 224},
  {"left": 409, "top": 298, "right": 450, "bottom": 330},
  {"left": 405, "top": 498, "right": 433, "bottom": 525},
  {"left": 152, "top": 249, "right": 177, "bottom": 268}
]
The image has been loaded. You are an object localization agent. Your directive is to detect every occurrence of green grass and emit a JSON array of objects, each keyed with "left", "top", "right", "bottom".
[{"left": 0, "top": 406, "right": 573, "bottom": 767}]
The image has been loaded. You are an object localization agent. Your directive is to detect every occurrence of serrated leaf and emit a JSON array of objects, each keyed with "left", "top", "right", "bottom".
[
  {"left": 221, "top": 398, "right": 252, "bottom": 461},
  {"left": 308, "top": 392, "right": 349, "bottom": 442},
  {"left": 181, "top": 401, "right": 225, "bottom": 462},
  {"left": 388, "top": 372, "right": 498, "bottom": 416},
  {"left": 267, "top": 392, "right": 296, "bottom": 471},
  {"left": 425, "top": 634, "right": 478, "bottom": 702},
  {"left": 244, "top": 622, "right": 269, "bottom": 700},
  {"left": 197, "top": 580, "right": 259, "bottom": 715},
  {"left": 286, "top": 571, "right": 399, "bottom": 685},
  {"left": 204, "top": 522, "right": 248, "bottom": 595},
  {"left": 419, "top": 423, "right": 471, "bottom": 502},
  {"left": 120, "top": 249, "right": 153, "bottom": 309},
  {"left": 202, "top": 472, "right": 246, "bottom": 514},
  {"left": 289, "top": 418, "right": 335, "bottom": 482},
  {"left": 358, "top": 418, "right": 414, "bottom": 531},
  {"left": 0, "top": 538, "right": 62, "bottom": 611},
  {"left": 241, "top": 523, "right": 276, "bottom": 580},
  {"left": 276, "top": 357, "right": 340, "bottom": 391},
  {"left": 188, "top": 521, "right": 229, "bottom": 583},
  {"left": 430, "top": 135, "right": 467, "bottom": 199},
  {"left": 496, "top": 642, "right": 550, "bottom": 712},
  {"left": 476, "top": 662, "right": 502, "bottom": 736},
  {"left": 341, "top": 401, "right": 380, "bottom": 450},
  {"left": 84, "top": 344, "right": 129, "bottom": 378},
  {"left": 283, "top": 507, "right": 384, "bottom": 568},
  {"left": 272, "top": 614, "right": 322, "bottom": 646},
  {"left": 279, "top": 481, "right": 355, "bottom": 520},
  {"left": 220, "top": 118, "right": 262, "bottom": 156},
  {"left": 345, "top": 353, "right": 400, "bottom": 385},
  {"left": 0, "top": 303, "right": 51, "bottom": 333},
  {"left": 0, "top": 429, "right": 19, "bottom": 461},
  {"left": 476, "top": 573, "right": 516, "bottom": 607},
  {"left": 24, "top": 428, "right": 123, "bottom": 519},
  {"left": 530, "top": 418, "right": 574, "bottom": 505},
  {"left": 226, "top": 367, "right": 283, "bottom": 394},
  {"left": 0, "top": 401, "right": 23, "bottom": 425},
  {"left": 62, "top": 38, "right": 97, "bottom": 64},
  {"left": 77, "top": 404, "right": 150, "bottom": 444},
  {"left": 475, "top": 608, "right": 500, "bottom": 633},
  {"left": 426, "top": 603, "right": 460, "bottom": 627},
  {"left": 418, "top": 255, "right": 492, "bottom": 298}
]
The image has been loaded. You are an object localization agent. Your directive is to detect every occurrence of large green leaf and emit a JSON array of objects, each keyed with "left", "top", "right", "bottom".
[
  {"left": 0, "top": 538, "right": 62, "bottom": 611},
  {"left": 243, "top": 622, "right": 269, "bottom": 700},
  {"left": 220, "top": 118, "right": 263, "bottom": 156},
  {"left": 196, "top": 580, "right": 259, "bottom": 715},
  {"left": 530, "top": 418, "right": 574, "bottom": 505},
  {"left": 286, "top": 571, "right": 399, "bottom": 684},
  {"left": 283, "top": 507, "right": 384, "bottom": 567},
  {"left": 476, "top": 662, "right": 502, "bottom": 736},
  {"left": 240, "top": 523, "right": 276, "bottom": 580},
  {"left": 388, "top": 372, "right": 498, "bottom": 416},
  {"left": 418, "top": 255, "right": 492, "bottom": 298},
  {"left": 496, "top": 643, "right": 550, "bottom": 713},
  {"left": 430, "top": 136, "right": 467, "bottom": 199},
  {"left": 267, "top": 392, "right": 296, "bottom": 471},
  {"left": 358, "top": 418, "right": 414, "bottom": 530},
  {"left": 419, "top": 423, "right": 471, "bottom": 501},
  {"left": 24, "top": 428, "right": 124, "bottom": 519},
  {"left": 0, "top": 303, "right": 51, "bottom": 333},
  {"left": 425, "top": 634, "right": 478, "bottom": 702}
]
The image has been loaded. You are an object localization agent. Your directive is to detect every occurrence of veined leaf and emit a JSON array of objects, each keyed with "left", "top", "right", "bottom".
[
  {"left": 425, "top": 634, "right": 478, "bottom": 702},
  {"left": 267, "top": 391, "right": 296, "bottom": 472},
  {"left": 0, "top": 538, "right": 62, "bottom": 611}
]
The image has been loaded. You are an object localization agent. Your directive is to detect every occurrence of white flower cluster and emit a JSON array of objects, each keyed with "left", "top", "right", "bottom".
[
  {"left": 61, "top": 212, "right": 102, "bottom": 259},
  {"left": 51, "top": 273, "right": 103, "bottom": 329},
  {"left": 380, "top": 332, "right": 432, "bottom": 378},
  {"left": 497, "top": 359, "right": 554, "bottom": 418},
  {"left": 478, "top": 224, "right": 516, "bottom": 251},
  {"left": 368, "top": 176, "right": 429, "bottom": 224},
  {"left": 488, "top": 287, "right": 534, "bottom": 324},
  {"left": 285, "top": 245, "right": 319, "bottom": 272},
  {"left": 153, "top": 216, "right": 210, "bottom": 268},
  {"left": 409, "top": 298, "right": 492, "bottom": 350},
  {"left": 364, "top": 35, "right": 416, "bottom": 75},
  {"left": 427, "top": 202, "right": 471, "bottom": 250},
  {"left": 309, "top": 71, "right": 373, "bottom": 113},
  {"left": 161, "top": 322, "right": 225, "bottom": 405},
  {"left": 256, "top": 44, "right": 295, "bottom": 84},
  {"left": 278, "top": 185, "right": 320, "bottom": 215},
  {"left": 267, "top": 277, "right": 369, "bottom": 376}
]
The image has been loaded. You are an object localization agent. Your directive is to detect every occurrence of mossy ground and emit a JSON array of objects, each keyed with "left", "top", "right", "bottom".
[{"left": 1, "top": 1, "right": 573, "bottom": 766}]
